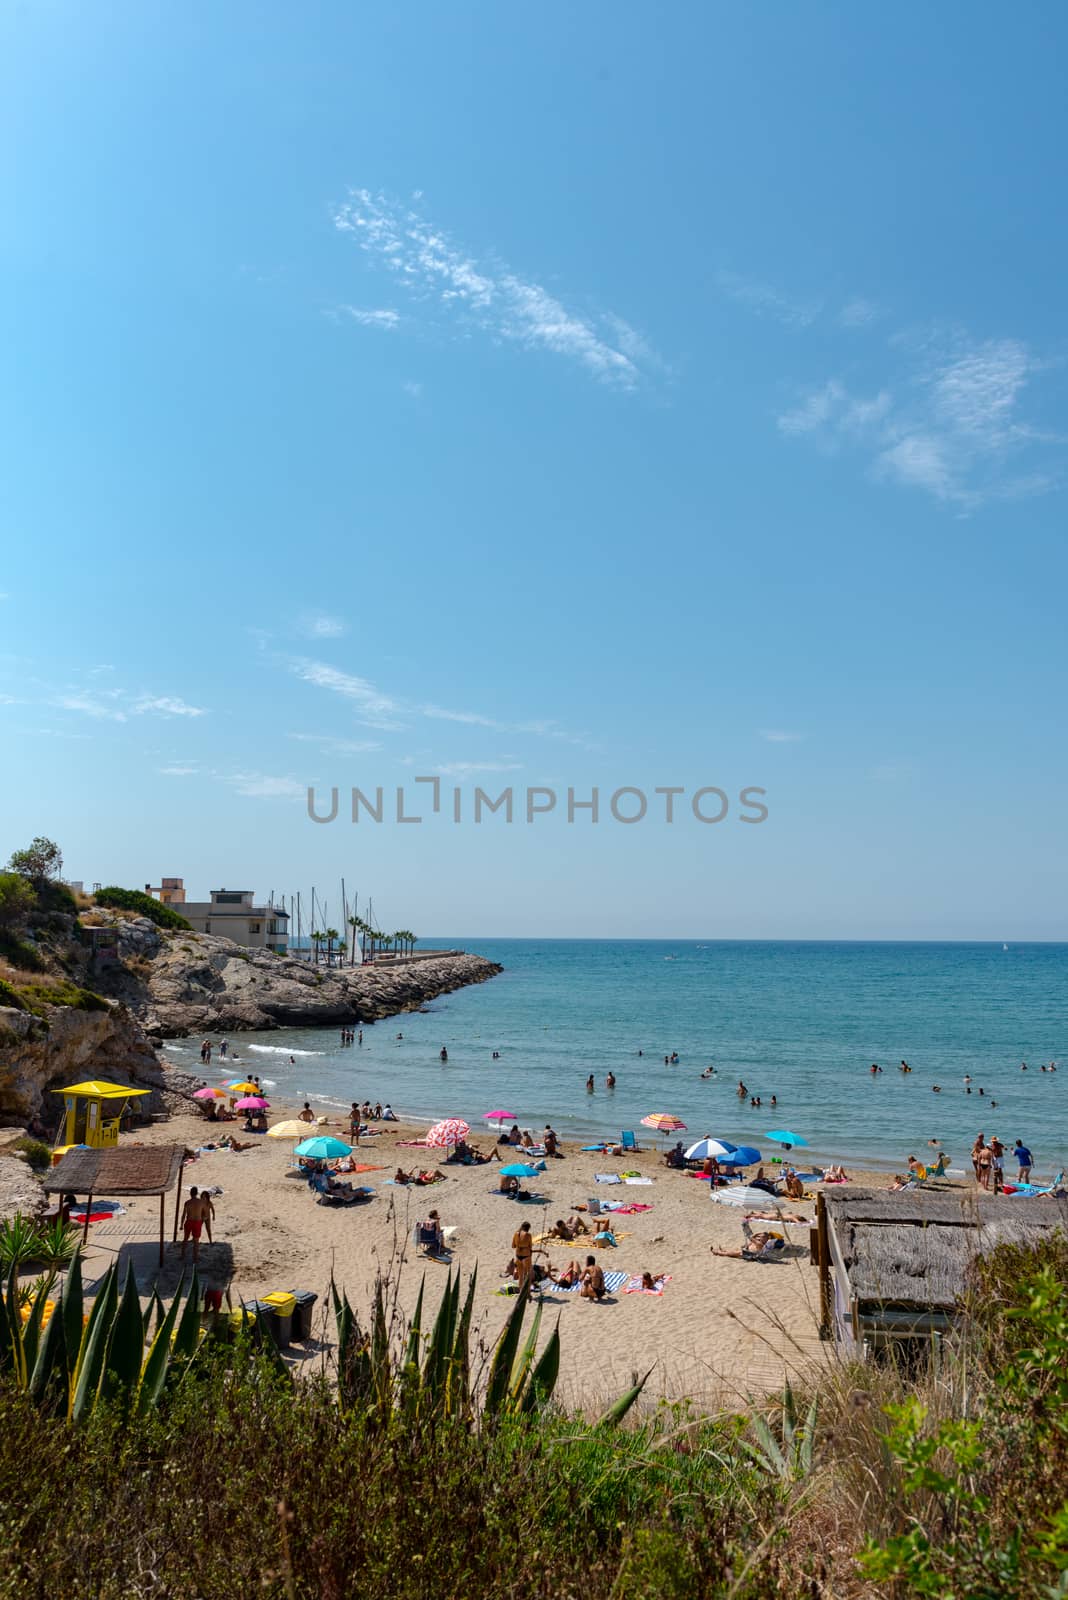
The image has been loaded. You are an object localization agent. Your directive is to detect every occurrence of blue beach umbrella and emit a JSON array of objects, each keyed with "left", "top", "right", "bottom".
[
  {"left": 720, "top": 1145, "right": 763, "bottom": 1166},
  {"left": 294, "top": 1135, "right": 353, "bottom": 1160},
  {"left": 685, "top": 1138, "right": 736, "bottom": 1162},
  {"left": 499, "top": 1162, "right": 543, "bottom": 1178},
  {"left": 765, "top": 1130, "right": 808, "bottom": 1149}
]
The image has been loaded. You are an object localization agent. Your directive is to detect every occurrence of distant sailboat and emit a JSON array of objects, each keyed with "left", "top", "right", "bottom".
[{"left": 1003, "top": 944, "right": 1009, "bottom": 951}]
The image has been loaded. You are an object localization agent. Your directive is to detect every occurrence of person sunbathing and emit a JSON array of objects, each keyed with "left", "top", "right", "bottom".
[
  {"left": 711, "top": 1230, "right": 783, "bottom": 1260},
  {"left": 415, "top": 1169, "right": 445, "bottom": 1186},
  {"left": 580, "top": 1258, "right": 607, "bottom": 1300},
  {"left": 555, "top": 1259, "right": 583, "bottom": 1288},
  {"left": 824, "top": 1164, "right": 849, "bottom": 1182},
  {"left": 499, "top": 1174, "right": 521, "bottom": 1197},
  {"left": 744, "top": 1209, "right": 808, "bottom": 1224},
  {"left": 548, "top": 1215, "right": 589, "bottom": 1241},
  {"left": 221, "top": 1134, "right": 257, "bottom": 1152},
  {"left": 394, "top": 1167, "right": 415, "bottom": 1185},
  {"left": 640, "top": 1271, "right": 660, "bottom": 1291}
]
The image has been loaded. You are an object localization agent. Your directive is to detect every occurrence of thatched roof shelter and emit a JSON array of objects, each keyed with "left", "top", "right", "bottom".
[
  {"left": 815, "top": 1185, "right": 1068, "bottom": 1350},
  {"left": 44, "top": 1144, "right": 187, "bottom": 1266}
]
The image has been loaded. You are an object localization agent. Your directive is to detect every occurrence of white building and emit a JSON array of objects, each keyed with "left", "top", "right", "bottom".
[{"left": 145, "top": 880, "right": 288, "bottom": 952}]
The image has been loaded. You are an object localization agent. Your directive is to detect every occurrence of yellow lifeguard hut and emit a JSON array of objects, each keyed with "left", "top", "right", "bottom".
[{"left": 52, "top": 1080, "right": 151, "bottom": 1153}]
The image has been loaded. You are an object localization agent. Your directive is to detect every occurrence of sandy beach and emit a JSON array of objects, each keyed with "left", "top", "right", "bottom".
[{"left": 69, "top": 1096, "right": 920, "bottom": 1411}]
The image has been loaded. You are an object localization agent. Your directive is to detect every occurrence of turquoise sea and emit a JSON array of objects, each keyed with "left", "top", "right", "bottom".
[{"left": 164, "top": 940, "right": 1068, "bottom": 1175}]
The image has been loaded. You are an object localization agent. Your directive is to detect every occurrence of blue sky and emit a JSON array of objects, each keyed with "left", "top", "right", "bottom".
[{"left": 3, "top": 3, "right": 1066, "bottom": 938}]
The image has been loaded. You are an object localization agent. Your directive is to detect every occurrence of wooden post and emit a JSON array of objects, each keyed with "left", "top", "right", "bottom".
[
  {"left": 82, "top": 1192, "right": 93, "bottom": 1249},
  {"left": 816, "top": 1191, "right": 832, "bottom": 1340},
  {"left": 172, "top": 1176, "right": 184, "bottom": 1243},
  {"left": 158, "top": 1193, "right": 165, "bottom": 1268}
]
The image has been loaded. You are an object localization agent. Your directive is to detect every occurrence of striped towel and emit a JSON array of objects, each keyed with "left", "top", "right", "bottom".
[{"left": 555, "top": 1270, "right": 628, "bottom": 1295}]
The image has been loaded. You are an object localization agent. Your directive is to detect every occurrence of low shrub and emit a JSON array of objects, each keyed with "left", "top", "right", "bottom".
[
  {"left": 94, "top": 887, "right": 191, "bottom": 929},
  {"left": 13, "top": 1138, "right": 51, "bottom": 1171},
  {"left": 12, "top": 981, "right": 109, "bottom": 1017},
  {"left": 0, "top": 930, "right": 45, "bottom": 971},
  {"left": 0, "top": 978, "right": 28, "bottom": 1011}
]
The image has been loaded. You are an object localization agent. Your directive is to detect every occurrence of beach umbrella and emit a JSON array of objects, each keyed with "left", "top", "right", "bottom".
[
  {"left": 765, "top": 1130, "right": 808, "bottom": 1149},
  {"left": 193, "top": 1086, "right": 226, "bottom": 1101},
  {"left": 425, "top": 1118, "right": 470, "bottom": 1150},
  {"left": 267, "top": 1120, "right": 308, "bottom": 1138},
  {"left": 641, "top": 1113, "right": 688, "bottom": 1132},
  {"left": 235, "top": 1095, "right": 270, "bottom": 1111},
  {"left": 294, "top": 1135, "right": 352, "bottom": 1160},
  {"left": 499, "top": 1162, "right": 543, "bottom": 1178},
  {"left": 685, "top": 1138, "right": 737, "bottom": 1161},
  {"left": 712, "top": 1185, "right": 792, "bottom": 1209},
  {"left": 720, "top": 1145, "right": 762, "bottom": 1166},
  {"left": 482, "top": 1109, "right": 515, "bottom": 1127},
  {"left": 222, "top": 1080, "right": 258, "bottom": 1094}
]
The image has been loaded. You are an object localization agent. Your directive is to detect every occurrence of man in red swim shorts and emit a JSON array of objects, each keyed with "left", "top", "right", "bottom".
[{"left": 180, "top": 1185, "right": 209, "bottom": 1263}]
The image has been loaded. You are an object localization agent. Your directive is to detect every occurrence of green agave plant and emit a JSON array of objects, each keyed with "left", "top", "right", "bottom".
[
  {"left": 332, "top": 1271, "right": 648, "bottom": 1430},
  {"left": 0, "top": 1251, "right": 285, "bottom": 1419},
  {"left": 0, "top": 1213, "right": 42, "bottom": 1272},
  {"left": 35, "top": 1218, "right": 80, "bottom": 1269},
  {"left": 740, "top": 1381, "right": 819, "bottom": 1484}
]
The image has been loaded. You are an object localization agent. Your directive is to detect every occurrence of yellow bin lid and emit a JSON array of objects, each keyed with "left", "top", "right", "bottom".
[{"left": 262, "top": 1291, "right": 297, "bottom": 1315}]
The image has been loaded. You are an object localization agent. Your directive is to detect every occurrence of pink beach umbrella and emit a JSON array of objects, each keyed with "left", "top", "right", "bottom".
[
  {"left": 425, "top": 1118, "right": 470, "bottom": 1150},
  {"left": 482, "top": 1109, "right": 515, "bottom": 1127},
  {"left": 235, "top": 1095, "right": 270, "bottom": 1111},
  {"left": 194, "top": 1086, "right": 226, "bottom": 1101}
]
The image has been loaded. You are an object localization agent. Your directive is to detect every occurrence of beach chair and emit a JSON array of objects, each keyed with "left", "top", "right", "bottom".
[
  {"left": 620, "top": 1131, "right": 640, "bottom": 1152},
  {"left": 413, "top": 1224, "right": 447, "bottom": 1258}
]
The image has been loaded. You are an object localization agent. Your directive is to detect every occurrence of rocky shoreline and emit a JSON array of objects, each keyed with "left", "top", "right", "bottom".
[{"left": 0, "top": 911, "right": 502, "bottom": 1125}]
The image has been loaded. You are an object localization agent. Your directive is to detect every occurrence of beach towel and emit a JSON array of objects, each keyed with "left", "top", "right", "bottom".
[
  {"left": 613, "top": 1203, "right": 654, "bottom": 1214},
  {"left": 397, "top": 1140, "right": 428, "bottom": 1147},
  {"left": 624, "top": 1274, "right": 672, "bottom": 1296},
  {"left": 623, "top": 1176, "right": 653, "bottom": 1185},
  {"left": 594, "top": 1173, "right": 621, "bottom": 1184},
  {"left": 68, "top": 1200, "right": 126, "bottom": 1225},
  {"left": 534, "top": 1231, "right": 630, "bottom": 1249},
  {"left": 554, "top": 1270, "right": 628, "bottom": 1295}
]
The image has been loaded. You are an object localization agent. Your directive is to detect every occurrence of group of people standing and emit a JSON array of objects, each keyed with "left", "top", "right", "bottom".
[{"left": 971, "top": 1132, "right": 1033, "bottom": 1191}]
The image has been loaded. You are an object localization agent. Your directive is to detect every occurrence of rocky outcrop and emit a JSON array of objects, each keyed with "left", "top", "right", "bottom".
[
  {"left": 131, "top": 927, "right": 501, "bottom": 1035},
  {"left": 0, "top": 998, "right": 168, "bottom": 1126},
  {"left": 0, "top": 909, "right": 501, "bottom": 1122}
]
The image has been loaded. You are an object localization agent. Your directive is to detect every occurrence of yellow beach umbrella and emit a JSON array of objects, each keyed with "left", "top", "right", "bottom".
[
  {"left": 223, "top": 1080, "right": 259, "bottom": 1095},
  {"left": 267, "top": 1120, "right": 310, "bottom": 1138}
]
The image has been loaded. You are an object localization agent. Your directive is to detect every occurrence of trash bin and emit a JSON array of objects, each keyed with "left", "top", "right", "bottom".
[
  {"left": 260, "top": 1291, "right": 296, "bottom": 1350},
  {"left": 228, "top": 1307, "right": 261, "bottom": 1346},
  {"left": 290, "top": 1290, "right": 318, "bottom": 1341}
]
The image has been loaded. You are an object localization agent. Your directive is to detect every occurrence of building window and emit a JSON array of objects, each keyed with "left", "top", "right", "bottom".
[
  {"left": 251, "top": 923, "right": 260, "bottom": 933},
  {"left": 214, "top": 892, "right": 245, "bottom": 905}
]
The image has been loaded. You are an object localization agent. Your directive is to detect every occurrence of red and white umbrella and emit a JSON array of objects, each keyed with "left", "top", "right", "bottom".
[{"left": 425, "top": 1117, "right": 470, "bottom": 1149}]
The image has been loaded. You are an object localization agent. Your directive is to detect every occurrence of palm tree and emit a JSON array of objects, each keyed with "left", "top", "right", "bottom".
[
  {"left": 310, "top": 930, "right": 325, "bottom": 965},
  {"left": 348, "top": 914, "right": 360, "bottom": 966},
  {"left": 324, "top": 927, "right": 340, "bottom": 965}
]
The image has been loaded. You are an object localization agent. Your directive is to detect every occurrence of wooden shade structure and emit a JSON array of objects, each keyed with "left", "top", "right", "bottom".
[
  {"left": 814, "top": 1185, "right": 1068, "bottom": 1352},
  {"left": 43, "top": 1144, "right": 186, "bottom": 1267}
]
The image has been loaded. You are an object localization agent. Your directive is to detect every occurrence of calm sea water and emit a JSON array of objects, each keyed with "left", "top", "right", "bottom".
[{"left": 163, "top": 940, "right": 1068, "bottom": 1174}]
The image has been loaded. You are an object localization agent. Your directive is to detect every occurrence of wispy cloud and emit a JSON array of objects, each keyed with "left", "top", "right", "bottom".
[
  {"left": 716, "top": 270, "right": 822, "bottom": 329},
  {"left": 289, "top": 657, "right": 591, "bottom": 747},
  {"left": 55, "top": 687, "right": 206, "bottom": 721},
  {"left": 158, "top": 763, "right": 201, "bottom": 777},
  {"left": 340, "top": 307, "right": 400, "bottom": 330},
  {"left": 332, "top": 190, "right": 653, "bottom": 389},
  {"left": 838, "top": 297, "right": 881, "bottom": 329},
  {"left": 56, "top": 692, "right": 128, "bottom": 722},
  {"left": 761, "top": 729, "right": 803, "bottom": 743},
  {"left": 227, "top": 773, "right": 306, "bottom": 800},
  {"left": 435, "top": 760, "right": 524, "bottom": 779},
  {"left": 298, "top": 612, "right": 346, "bottom": 640},
  {"left": 288, "top": 732, "right": 382, "bottom": 756},
  {"left": 290, "top": 659, "right": 405, "bottom": 729},
  {"left": 132, "top": 695, "right": 206, "bottom": 718},
  {"left": 402, "top": 380, "right": 423, "bottom": 398},
  {"left": 777, "top": 334, "right": 1059, "bottom": 508}
]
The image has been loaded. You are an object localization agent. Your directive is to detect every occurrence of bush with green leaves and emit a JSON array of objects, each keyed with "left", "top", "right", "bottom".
[
  {"left": 93, "top": 886, "right": 192, "bottom": 929},
  {"left": 5, "top": 837, "right": 63, "bottom": 886},
  {"left": 13, "top": 1138, "right": 51, "bottom": 1172}
]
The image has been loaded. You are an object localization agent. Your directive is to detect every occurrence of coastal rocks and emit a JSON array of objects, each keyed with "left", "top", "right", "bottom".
[
  {"left": 0, "top": 998, "right": 166, "bottom": 1124},
  {"left": 0, "top": 1155, "right": 45, "bottom": 1221},
  {"left": 129, "top": 930, "right": 502, "bottom": 1037}
]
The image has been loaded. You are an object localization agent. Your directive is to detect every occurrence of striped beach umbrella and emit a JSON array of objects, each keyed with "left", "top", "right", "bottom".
[
  {"left": 425, "top": 1118, "right": 470, "bottom": 1150},
  {"left": 641, "top": 1113, "right": 688, "bottom": 1132}
]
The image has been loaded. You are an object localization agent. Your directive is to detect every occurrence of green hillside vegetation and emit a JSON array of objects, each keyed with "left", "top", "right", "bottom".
[
  {"left": 0, "top": 1238, "right": 1065, "bottom": 1598},
  {"left": 93, "top": 886, "right": 192, "bottom": 930}
]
